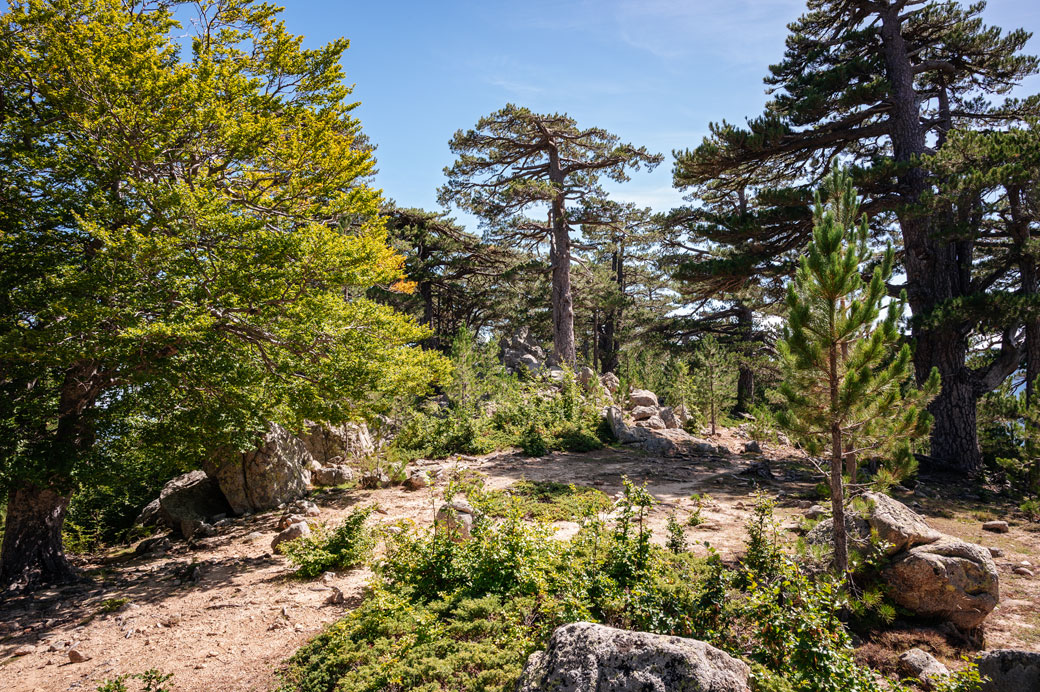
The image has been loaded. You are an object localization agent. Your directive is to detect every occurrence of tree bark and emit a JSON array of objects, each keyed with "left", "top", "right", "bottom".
[
  {"left": 877, "top": 7, "right": 983, "bottom": 474},
  {"left": 0, "top": 485, "right": 76, "bottom": 587},
  {"left": 829, "top": 341, "right": 849, "bottom": 576},
  {"left": 735, "top": 302, "right": 755, "bottom": 413},
  {"left": 548, "top": 150, "right": 576, "bottom": 366},
  {"left": 1, "top": 361, "right": 101, "bottom": 587}
]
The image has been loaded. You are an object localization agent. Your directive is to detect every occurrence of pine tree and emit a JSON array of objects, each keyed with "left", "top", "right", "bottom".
[
  {"left": 674, "top": 0, "right": 1039, "bottom": 474},
  {"left": 438, "top": 105, "right": 662, "bottom": 365},
  {"left": 691, "top": 335, "right": 738, "bottom": 437},
  {"left": 776, "top": 168, "right": 938, "bottom": 575}
]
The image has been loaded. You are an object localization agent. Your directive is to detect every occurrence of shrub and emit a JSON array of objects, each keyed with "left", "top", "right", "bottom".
[{"left": 282, "top": 507, "right": 375, "bottom": 578}]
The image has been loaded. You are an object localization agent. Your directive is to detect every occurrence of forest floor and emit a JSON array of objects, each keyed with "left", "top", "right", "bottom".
[{"left": 2, "top": 427, "right": 1039, "bottom": 692}]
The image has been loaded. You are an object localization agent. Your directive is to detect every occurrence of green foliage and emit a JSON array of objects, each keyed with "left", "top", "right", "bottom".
[
  {"left": 282, "top": 508, "right": 375, "bottom": 578},
  {"left": 99, "top": 598, "right": 130, "bottom": 614},
  {"left": 284, "top": 480, "right": 909, "bottom": 692},
  {"left": 690, "top": 335, "right": 738, "bottom": 435},
  {"left": 96, "top": 670, "right": 173, "bottom": 692},
  {"left": 391, "top": 335, "right": 607, "bottom": 461},
  {"left": 928, "top": 662, "right": 986, "bottom": 692},
  {"left": 474, "top": 480, "right": 613, "bottom": 523},
  {"left": 666, "top": 511, "right": 688, "bottom": 553},
  {"left": 0, "top": 0, "right": 447, "bottom": 580}
]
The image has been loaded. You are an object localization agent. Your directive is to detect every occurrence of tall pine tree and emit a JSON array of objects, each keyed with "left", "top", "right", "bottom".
[{"left": 675, "top": 0, "right": 1038, "bottom": 474}]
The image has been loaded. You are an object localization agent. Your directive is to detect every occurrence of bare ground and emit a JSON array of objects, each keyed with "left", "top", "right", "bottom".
[{"left": 2, "top": 428, "right": 1038, "bottom": 691}]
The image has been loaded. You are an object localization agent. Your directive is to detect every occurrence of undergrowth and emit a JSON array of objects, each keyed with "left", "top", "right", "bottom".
[{"left": 278, "top": 488, "right": 982, "bottom": 692}]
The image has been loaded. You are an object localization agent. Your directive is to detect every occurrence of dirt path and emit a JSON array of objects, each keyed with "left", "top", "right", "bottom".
[{"left": 2, "top": 432, "right": 1038, "bottom": 691}]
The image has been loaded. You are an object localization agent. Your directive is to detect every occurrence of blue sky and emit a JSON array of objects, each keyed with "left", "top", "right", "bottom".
[{"left": 279, "top": 0, "right": 1040, "bottom": 230}]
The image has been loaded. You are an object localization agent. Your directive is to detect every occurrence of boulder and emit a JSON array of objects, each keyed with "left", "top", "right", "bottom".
[
  {"left": 358, "top": 469, "right": 391, "bottom": 489},
  {"left": 982, "top": 520, "right": 1009, "bottom": 533},
  {"left": 577, "top": 366, "right": 598, "bottom": 391},
  {"left": 642, "top": 415, "right": 667, "bottom": 430},
  {"left": 157, "top": 471, "right": 233, "bottom": 540},
  {"left": 899, "top": 648, "right": 949, "bottom": 690},
  {"left": 743, "top": 441, "right": 761, "bottom": 454},
  {"left": 976, "top": 649, "right": 1040, "bottom": 692},
  {"left": 882, "top": 536, "right": 999, "bottom": 630},
  {"left": 403, "top": 469, "right": 431, "bottom": 491},
  {"left": 605, "top": 407, "right": 714, "bottom": 456},
  {"left": 805, "top": 505, "right": 828, "bottom": 520},
  {"left": 659, "top": 407, "right": 680, "bottom": 429},
  {"left": 628, "top": 389, "right": 659, "bottom": 408},
  {"left": 134, "top": 498, "right": 162, "bottom": 527},
  {"left": 516, "top": 622, "right": 750, "bottom": 692},
  {"left": 312, "top": 465, "right": 354, "bottom": 487},
  {"left": 435, "top": 498, "right": 475, "bottom": 541},
  {"left": 301, "top": 421, "right": 374, "bottom": 465},
  {"left": 205, "top": 424, "right": 312, "bottom": 515},
  {"left": 606, "top": 406, "right": 643, "bottom": 445},
  {"left": 500, "top": 328, "right": 546, "bottom": 374},
  {"left": 631, "top": 405, "right": 657, "bottom": 421},
  {"left": 547, "top": 366, "right": 567, "bottom": 383},
  {"left": 271, "top": 521, "right": 311, "bottom": 554},
  {"left": 600, "top": 372, "right": 620, "bottom": 396},
  {"left": 806, "top": 491, "right": 941, "bottom": 557}
]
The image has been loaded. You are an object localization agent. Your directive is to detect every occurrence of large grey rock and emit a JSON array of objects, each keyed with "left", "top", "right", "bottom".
[
  {"left": 600, "top": 372, "right": 620, "bottom": 396},
  {"left": 435, "top": 499, "right": 475, "bottom": 541},
  {"left": 205, "top": 424, "right": 312, "bottom": 515},
  {"left": 659, "top": 407, "right": 680, "bottom": 429},
  {"left": 516, "top": 622, "right": 750, "bottom": 692},
  {"left": 628, "top": 389, "right": 659, "bottom": 408},
  {"left": 899, "top": 648, "right": 949, "bottom": 690},
  {"left": 271, "top": 521, "right": 311, "bottom": 554},
  {"left": 806, "top": 491, "right": 941, "bottom": 557},
  {"left": 882, "top": 536, "right": 999, "bottom": 630},
  {"left": 500, "top": 328, "right": 546, "bottom": 374},
  {"left": 301, "top": 421, "right": 374, "bottom": 465},
  {"left": 157, "top": 471, "right": 232, "bottom": 540},
  {"left": 312, "top": 465, "right": 354, "bottom": 487},
  {"left": 976, "top": 649, "right": 1040, "bottom": 692},
  {"left": 631, "top": 405, "right": 657, "bottom": 421},
  {"left": 605, "top": 407, "right": 715, "bottom": 456}
]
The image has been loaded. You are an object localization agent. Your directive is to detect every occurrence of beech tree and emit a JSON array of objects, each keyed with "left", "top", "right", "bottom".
[
  {"left": 674, "top": 0, "right": 1039, "bottom": 474},
  {"left": 776, "top": 169, "right": 938, "bottom": 574},
  {"left": 0, "top": 0, "right": 445, "bottom": 586},
  {"left": 438, "top": 105, "right": 662, "bottom": 365}
]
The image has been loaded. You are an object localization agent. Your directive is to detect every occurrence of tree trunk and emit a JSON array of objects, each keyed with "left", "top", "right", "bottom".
[
  {"left": 878, "top": 8, "right": 983, "bottom": 474},
  {"left": 828, "top": 341, "right": 849, "bottom": 575},
  {"left": 548, "top": 152, "right": 576, "bottom": 366},
  {"left": 0, "top": 485, "right": 76, "bottom": 587},
  {"left": 735, "top": 301, "right": 755, "bottom": 413},
  {"left": 1, "top": 361, "right": 101, "bottom": 587}
]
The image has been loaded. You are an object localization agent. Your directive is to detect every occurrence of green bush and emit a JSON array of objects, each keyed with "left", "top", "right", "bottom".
[
  {"left": 282, "top": 507, "right": 375, "bottom": 578},
  {"left": 475, "top": 480, "right": 613, "bottom": 522},
  {"left": 281, "top": 483, "right": 913, "bottom": 692}
]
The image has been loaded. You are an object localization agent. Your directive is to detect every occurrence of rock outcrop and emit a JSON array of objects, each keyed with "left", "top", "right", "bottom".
[
  {"left": 301, "top": 421, "right": 374, "bottom": 465},
  {"left": 500, "top": 328, "right": 546, "bottom": 374},
  {"left": 976, "top": 649, "right": 1040, "bottom": 692},
  {"left": 883, "top": 535, "right": 1000, "bottom": 630},
  {"left": 516, "top": 622, "right": 751, "bottom": 692},
  {"left": 806, "top": 491, "right": 942, "bottom": 557},
  {"left": 606, "top": 406, "right": 714, "bottom": 457},
  {"left": 157, "top": 471, "right": 233, "bottom": 540},
  {"left": 205, "top": 424, "right": 312, "bottom": 515},
  {"left": 807, "top": 493, "right": 998, "bottom": 630}
]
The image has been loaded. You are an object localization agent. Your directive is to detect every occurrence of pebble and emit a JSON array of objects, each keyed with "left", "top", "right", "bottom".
[
  {"left": 68, "top": 647, "right": 90, "bottom": 663},
  {"left": 13, "top": 644, "right": 35, "bottom": 656}
]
